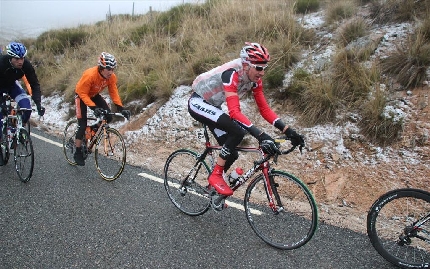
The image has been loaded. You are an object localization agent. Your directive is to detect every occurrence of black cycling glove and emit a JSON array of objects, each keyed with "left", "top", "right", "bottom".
[
  {"left": 258, "top": 132, "right": 281, "bottom": 155},
  {"left": 284, "top": 127, "right": 305, "bottom": 148}
]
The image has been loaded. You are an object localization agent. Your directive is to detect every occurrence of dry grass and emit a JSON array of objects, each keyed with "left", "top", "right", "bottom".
[{"left": 15, "top": 0, "right": 429, "bottom": 145}]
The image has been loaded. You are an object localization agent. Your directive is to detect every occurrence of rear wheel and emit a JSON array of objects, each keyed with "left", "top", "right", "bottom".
[
  {"left": 164, "top": 149, "right": 211, "bottom": 216},
  {"left": 94, "top": 127, "right": 126, "bottom": 181},
  {"left": 244, "top": 171, "right": 318, "bottom": 250},
  {"left": 62, "top": 119, "right": 78, "bottom": 165},
  {"left": 14, "top": 128, "right": 34, "bottom": 182}
]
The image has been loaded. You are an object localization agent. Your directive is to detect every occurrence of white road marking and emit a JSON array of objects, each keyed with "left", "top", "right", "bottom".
[
  {"left": 31, "top": 132, "right": 63, "bottom": 147},
  {"left": 31, "top": 134, "right": 263, "bottom": 215},
  {"left": 138, "top": 172, "right": 263, "bottom": 214}
]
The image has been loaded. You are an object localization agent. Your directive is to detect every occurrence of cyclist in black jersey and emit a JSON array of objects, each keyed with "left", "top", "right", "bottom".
[{"left": 0, "top": 42, "right": 45, "bottom": 166}]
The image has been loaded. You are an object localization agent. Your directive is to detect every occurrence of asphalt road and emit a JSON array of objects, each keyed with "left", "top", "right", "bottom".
[{"left": 0, "top": 128, "right": 397, "bottom": 269}]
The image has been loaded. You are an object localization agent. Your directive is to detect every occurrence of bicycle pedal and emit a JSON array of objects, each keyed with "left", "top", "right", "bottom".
[{"left": 210, "top": 194, "right": 227, "bottom": 212}]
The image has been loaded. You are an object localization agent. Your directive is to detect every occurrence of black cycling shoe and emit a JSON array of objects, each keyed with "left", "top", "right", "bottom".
[{"left": 73, "top": 150, "right": 85, "bottom": 166}]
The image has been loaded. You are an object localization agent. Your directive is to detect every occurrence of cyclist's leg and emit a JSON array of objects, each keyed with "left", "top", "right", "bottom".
[
  {"left": 74, "top": 95, "right": 87, "bottom": 166},
  {"left": 9, "top": 82, "right": 31, "bottom": 124},
  {"left": 188, "top": 94, "right": 245, "bottom": 196}
]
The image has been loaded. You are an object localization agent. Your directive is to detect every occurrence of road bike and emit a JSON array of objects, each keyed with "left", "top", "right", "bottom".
[
  {"left": 367, "top": 188, "right": 430, "bottom": 268},
  {"left": 62, "top": 110, "right": 127, "bottom": 181},
  {"left": 164, "top": 124, "right": 318, "bottom": 250},
  {"left": 0, "top": 93, "right": 34, "bottom": 182}
]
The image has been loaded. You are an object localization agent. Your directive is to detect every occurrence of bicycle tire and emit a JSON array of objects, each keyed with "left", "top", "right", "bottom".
[
  {"left": 164, "top": 149, "right": 211, "bottom": 216},
  {"left": 367, "top": 188, "right": 430, "bottom": 268},
  {"left": 94, "top": 127, "right": 126, "bottom": 181},
  {"left": 14, "top": 128, "right": 34, "bottom": 182},
  {"left": 62, "top": 119, "right": 78, "bottom": 165},
  {"left": 1, "top": 125, "right": 10, "bottom": 165},
  {"left": 244, "top": 170, "right": 318, "bottom": 250}
]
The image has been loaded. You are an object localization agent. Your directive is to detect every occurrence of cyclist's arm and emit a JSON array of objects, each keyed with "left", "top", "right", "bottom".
[
  {"left": 22, "top": 60, "right": 41, "bottom": 105},
  {"left": 253, "top": 82, "right": 287, "bottom": 132},
  {"left": 106, "top": 74, "right": 123, "bottom": 108}
]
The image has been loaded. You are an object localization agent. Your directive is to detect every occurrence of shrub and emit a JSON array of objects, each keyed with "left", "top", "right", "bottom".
[
  {"left": 265, "top": 66, "right": 285, "bottom": 89},
  {"left": 325, "top": 0, "right": 356, "bottom": 25},
  {"left": 338, "top": 17, "right": 368, "bottom": 46},
  {"left": 297, "top": 76, "right": 339, "bottom": 126},
  {"left": 295, "top": 0, "right": 320, "bottom": 14},
  {"left": 381, "top": 33, "right": 430, "bottom": 89},
  {"left": 360, "top": 87, "right": 404, "bottom": 145}
]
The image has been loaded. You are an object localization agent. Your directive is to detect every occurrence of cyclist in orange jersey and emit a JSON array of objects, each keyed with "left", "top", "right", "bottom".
[{"left": 73, "top": 52, "right": 131, "bottom": 166}]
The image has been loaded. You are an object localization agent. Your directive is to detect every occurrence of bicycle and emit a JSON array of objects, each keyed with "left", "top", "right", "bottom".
[
  {"left": 367, "top": 188, "right": 430, "bottom": 268},
  {"left": 0, "top": 93, "right": 34, "bottom": 182},
  {"left": 164, "top": 124, "right": 318, "bottom": 250},
  {"left": 62, "top": 110, "right": 127, "bottom": 181}
]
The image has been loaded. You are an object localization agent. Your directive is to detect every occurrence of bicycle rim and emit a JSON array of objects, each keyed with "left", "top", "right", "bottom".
[
  {"left": 14, "top": 128, "right": 34, "bottom": 182},
  {"left": 244, "top": 171, "right": 318, "bottom": 250},
  {"left": 367, "top": 189, "right": 430, "bottom": 268},
  {"left": 94, "top": 128, "right": 126, "bottom": 181},
  {"left": 63, "top": 120, "right": 78, "bottom": 165},
  {"left": 164, "top": 149, "right": 211, "bottom": 216}
]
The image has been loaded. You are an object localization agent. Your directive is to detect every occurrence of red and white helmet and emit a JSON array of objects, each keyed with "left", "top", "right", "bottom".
[{"left": 240, "top": 42, "right": 270, "bottom": 64}]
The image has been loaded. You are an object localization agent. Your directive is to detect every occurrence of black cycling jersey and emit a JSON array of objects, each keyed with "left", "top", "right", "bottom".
[{"left": 0, "top": 55, "right": 41, "bottom": 104}]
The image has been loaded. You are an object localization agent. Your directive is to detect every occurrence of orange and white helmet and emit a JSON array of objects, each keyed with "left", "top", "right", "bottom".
[
  {"left": 240, "top": 42, "right": 270, "bottom": 64},
  {"left": 98, "top": 52, "right": 117, "bottom": 69}
]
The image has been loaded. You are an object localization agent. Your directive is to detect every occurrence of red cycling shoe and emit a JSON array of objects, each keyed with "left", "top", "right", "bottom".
[{"left": 208, "top": 164, "right": 233, "bottom": 196}]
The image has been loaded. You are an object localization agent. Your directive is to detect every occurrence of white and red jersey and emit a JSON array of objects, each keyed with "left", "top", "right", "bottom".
[{"left": 192, "top": 58, "right": 280, "bottom": 129}]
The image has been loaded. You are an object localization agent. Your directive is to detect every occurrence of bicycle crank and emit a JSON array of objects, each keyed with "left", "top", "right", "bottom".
[{"left": 209, "top": 190, "right": 227, "bottom": 211}]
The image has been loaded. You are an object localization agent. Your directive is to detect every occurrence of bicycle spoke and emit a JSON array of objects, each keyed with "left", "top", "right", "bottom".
[
  {"left": 164, "top": 149, "right": 211, "bottom": 216},
  {"left": 244, "top": 171, "right": 318, "bottom": 250},
  {"left": 95, "top": 128, "right": 126, "bottom": 181},
  {"left": 62, "top": 120, "right": 78, "bottom": 165},
  {"left": 14, "top": 129, "right": 34, "bottom": 182}
]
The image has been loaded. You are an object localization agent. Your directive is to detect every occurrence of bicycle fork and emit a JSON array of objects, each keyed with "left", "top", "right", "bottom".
[{"left": 262, "top": 166, "right": 284, "bottom": 214}]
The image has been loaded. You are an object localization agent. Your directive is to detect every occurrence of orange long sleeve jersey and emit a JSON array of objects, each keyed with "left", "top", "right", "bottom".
[{"left": 75, "top": 66, "right": 123, "bottom": 108}]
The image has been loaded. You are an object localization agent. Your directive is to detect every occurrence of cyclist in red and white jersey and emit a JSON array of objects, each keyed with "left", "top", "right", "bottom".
[{"left": 188, "top": 42, "right": 305, "bottom": 196}]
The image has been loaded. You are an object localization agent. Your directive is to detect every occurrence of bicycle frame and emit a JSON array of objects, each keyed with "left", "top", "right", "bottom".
[{"left": 194, "top": 125, "right": 296, "bottom": 212}]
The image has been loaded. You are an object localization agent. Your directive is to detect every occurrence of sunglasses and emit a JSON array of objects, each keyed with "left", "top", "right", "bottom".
[{"left": 249, "top": 63, "right": 268, "bottom": 71}]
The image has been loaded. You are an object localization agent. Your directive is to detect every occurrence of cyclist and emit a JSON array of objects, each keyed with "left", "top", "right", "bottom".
[
  {"left": 73, "top": 52, "right": 131, "bottom": 166},
  {"left": 188, "top": 42, "right": 305, "bottom": 196},
  {"left": 0, "top": 42, "right": 45, "bottom": 166}
]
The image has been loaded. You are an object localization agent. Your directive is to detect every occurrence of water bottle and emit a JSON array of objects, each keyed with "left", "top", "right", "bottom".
[{"left": 228, "top": 167, "right": 243, "bottom": 185}]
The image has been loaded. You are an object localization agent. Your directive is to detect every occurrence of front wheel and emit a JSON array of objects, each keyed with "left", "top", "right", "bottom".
[
  {"left": 164, "top": 149, "right": 211, "bottom": 216},
  {"left": 14, "top": 128, "right": 34, "bottom": 182},
  {"left": 62, "top": 119, "right": 78, "bottom": 165},
  {"left": 244, "top": 170, "right": 318, "bottom": 250},
  {"left": 367, "top": 188, "right": 430, "bottom": 268},
  {"left": 94, "top": 127, "right": 126, "bottom": 181}
]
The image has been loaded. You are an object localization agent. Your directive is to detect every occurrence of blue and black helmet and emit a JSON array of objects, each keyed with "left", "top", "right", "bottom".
[{"left": 6, "top": 42, "right": 27, "bottom": 58}]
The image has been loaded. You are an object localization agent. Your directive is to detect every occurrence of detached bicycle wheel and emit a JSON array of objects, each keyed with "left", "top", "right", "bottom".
[
  {"left": 367, "top": 188, "right": 430, "bottom": 268},
  {"left": 164, "top": 149, "right": 211, "bottom": 216},
  {"left": 14, "top": 128, "right": 34, "bottom": 182},
  {"left": 94, "top": 127, "right": 126, "bottom": 181},
  {"left": 244, "top": 171, "right": 318, "bottom": 250},
  {"left": 63, "top": 119, "right": 78, "bottom": 165}
]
